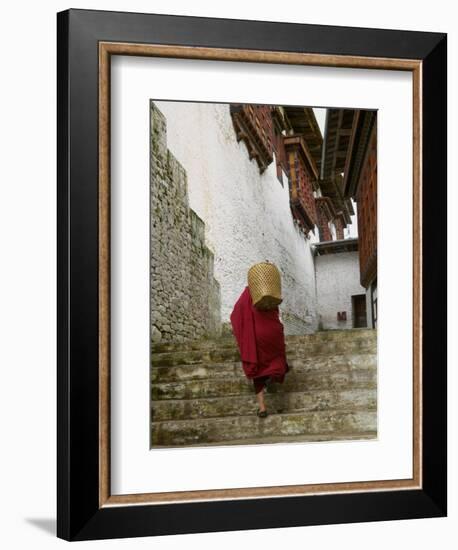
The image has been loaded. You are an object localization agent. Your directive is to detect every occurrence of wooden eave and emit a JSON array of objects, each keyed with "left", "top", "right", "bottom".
[
  {"left": 230, "top": 104, "right": 274, "bottom": 173},
  {"left": 290, "top": 199, "right": 316, "bottom": 233},
  {"left": 320, "top": 108, "right": 366, "bottom": 222},
  {"left": 315, "top": 196, "right": 337, "bottom": 220},
  {"left": 313, "top": 237, "right": 359, "bottom": 256},
  {"left": 342, "top": 111, "right": 377, "bottom": 198},
  {"left": 283, "top": 134, "right": 319, "bottom": 181},
  {"left": 283, "top": 106, "right": 323, "bottom": 171}
]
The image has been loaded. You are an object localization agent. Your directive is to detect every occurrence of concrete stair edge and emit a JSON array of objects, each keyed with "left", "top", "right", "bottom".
[
  {"left": 150, "top": 388, "right": 377, "bottom": 421},
  {"left": 151, "top": 409, "right": 378, "bottom": 446},
  {"left": 152, "top": 328, "right": 377, "bottom": 353},
  {"left": 152, "top": 431, "right": 378, "bottom": 447},
  {"left": 151, "top": 342, "right": 377, "bottom": 366}
]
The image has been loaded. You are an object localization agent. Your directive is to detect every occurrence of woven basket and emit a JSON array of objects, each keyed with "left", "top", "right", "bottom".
[{"left": 247, "top": 261, "right": 282, "bottom": 310}]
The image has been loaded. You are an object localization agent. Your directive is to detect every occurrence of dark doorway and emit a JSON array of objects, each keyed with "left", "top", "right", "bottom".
[{"left": 352, "top": 294, "right": 367, "bottom": 328}]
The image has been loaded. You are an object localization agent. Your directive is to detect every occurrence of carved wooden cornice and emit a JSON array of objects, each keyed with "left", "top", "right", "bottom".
[
  {"left": 283, "top": 134, "right": 319, "bottom": 182},
  {"left": 230, "top": 104, "right": 274, "bottom": 173}
]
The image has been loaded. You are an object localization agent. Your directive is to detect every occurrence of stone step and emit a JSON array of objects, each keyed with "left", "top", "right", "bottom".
[
  {"left": 151, "top": 352, "right": 377, "bottom": 383},
  {"left": 151, "top": 409, "right": 377, "bottom": 446},
  {"left": 151, "top": 339, "right": 376, "bottom": 367},
  {"left": 151, "top": 368, "right": 376, "bottom": 400},
  {"left": 152, "top": 328, "right": 377, "bottom": 354},
  {"left": 154, "top": 431, "right": 378, "bottom": 447},
  {"left": 151, "top": 388, "right": 377, "bottom": 421}
]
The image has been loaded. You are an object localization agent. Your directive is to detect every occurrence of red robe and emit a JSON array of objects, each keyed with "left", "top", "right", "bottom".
[{"left": 230, "top": 286, "right": 289, "bottom": 383}]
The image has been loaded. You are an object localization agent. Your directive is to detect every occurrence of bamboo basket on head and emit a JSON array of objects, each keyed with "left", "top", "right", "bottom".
[{"left": 248, "top": 260, "right": 282, "bottom": 310}]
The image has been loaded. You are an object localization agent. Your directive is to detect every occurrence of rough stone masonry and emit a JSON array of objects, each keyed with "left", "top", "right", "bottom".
[{"left": 150, "top": 102, "right": 221, "bottom": 344}]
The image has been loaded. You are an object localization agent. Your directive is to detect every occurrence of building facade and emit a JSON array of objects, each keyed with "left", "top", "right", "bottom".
[
  {"left": 150, "top": 100, "right": 377, "bottom": 343},
  {"left": 328, "top": 109, "right": 378, "bottom": 327},
  {"left": 314, "top": 239, "right": 367, "bottom": 330}
]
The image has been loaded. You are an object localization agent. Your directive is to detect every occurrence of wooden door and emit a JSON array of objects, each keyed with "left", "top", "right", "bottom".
[{"left": 352, "top": 294, "right": 367, "bottom": 328}]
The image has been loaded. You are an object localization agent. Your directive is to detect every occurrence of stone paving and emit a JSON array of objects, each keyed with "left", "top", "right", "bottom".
[{"left": 151, "top": 329, "right": 377, "bottom": 447}]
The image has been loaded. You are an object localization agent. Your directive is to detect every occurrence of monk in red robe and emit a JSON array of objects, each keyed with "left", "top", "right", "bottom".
[{"left": 230, "top": 286, "right": 289, "bottom": 417}]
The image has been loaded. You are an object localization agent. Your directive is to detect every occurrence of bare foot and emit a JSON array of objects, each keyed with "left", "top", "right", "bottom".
[{"left": 256, "top": 389, "right": 267, "bottom": 413}]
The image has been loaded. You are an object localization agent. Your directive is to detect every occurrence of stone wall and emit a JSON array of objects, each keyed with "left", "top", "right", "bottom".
[{"left": 150, "top": 102, "right": 221, "bottom": 344}]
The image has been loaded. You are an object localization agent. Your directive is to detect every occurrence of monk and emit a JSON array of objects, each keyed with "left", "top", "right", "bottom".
[{"left": 230, "top": 286, "right": 289, "bottom": 418}]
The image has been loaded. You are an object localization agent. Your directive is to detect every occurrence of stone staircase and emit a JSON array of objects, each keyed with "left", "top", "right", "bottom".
[{"left": 151, "top": 329, "right": 377, "bottom": 447}]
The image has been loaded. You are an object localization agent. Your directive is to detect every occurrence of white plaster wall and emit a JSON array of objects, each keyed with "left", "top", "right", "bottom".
[
  {"left": 315, "top": 251, "right": 366, "bottom": 330},
  {"left": 154, "top": 100, "right": 318, "bottom": 333}
]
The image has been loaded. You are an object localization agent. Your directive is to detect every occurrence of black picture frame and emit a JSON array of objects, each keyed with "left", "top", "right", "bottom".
[{"left": 57, "top": 8, "right": 447, "bottom": 541}]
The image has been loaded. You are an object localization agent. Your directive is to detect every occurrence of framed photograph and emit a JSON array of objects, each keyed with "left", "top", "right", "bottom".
[{"left": 57, "top": 8, "right": 447, "bottom": 541}]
